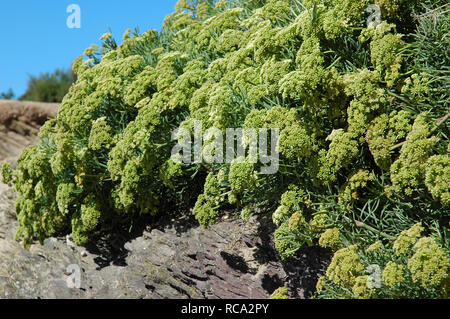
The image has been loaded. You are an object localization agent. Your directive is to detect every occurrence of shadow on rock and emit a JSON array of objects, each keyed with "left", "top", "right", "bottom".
[
  {"left": 254, "top": 213, "right": 331, "bottom": 299},
  {"left": 220, "top": 251, "right": 251, "bottom": 274},
  {"left": 84, "top": 206, "right": 200, "bottom": 270},
  {"left": 84, "top": 215, "right": 152, "bottom": 269},
  {"left": 282, "top": 245, "right": 331, "bottom": 299},
  {"left": 253, "top": 214, "right": 280, "bottom": 264}
]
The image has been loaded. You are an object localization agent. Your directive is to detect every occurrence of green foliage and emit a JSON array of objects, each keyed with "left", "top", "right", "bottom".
[
  {"left": 270, "top": 286, "right": 289, "bottom": 299},
  {"left": 0, "top": 88, "right": 14, "bottom": 100},
  {"left": 317, "top": 224, "right": 450, "bottom": 299},
  {"left": 390, "top": 114, "right": 439, "bottom": 197},
  {"left": 2, "top": 0, "right": 449, "bottom": 299},
  {"left": 1, "top": 163, "right": 14, "bottom": 186},
  {"left": 19, "top": 68, "right": 76, "bottom": 103},
  {"left": 425, "top": 155, "right": 450, "bottom": 206}
]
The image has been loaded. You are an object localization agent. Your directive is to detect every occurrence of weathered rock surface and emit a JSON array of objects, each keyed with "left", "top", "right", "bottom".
[
  {"left": 0, "top": 100, "right": 329, "bottom": 299},
  {"left": 0, "top": 99, "right": 58, "bottom": 163},
  {"left": 0, "top": 184, "right": 328, "bottom": 299}
]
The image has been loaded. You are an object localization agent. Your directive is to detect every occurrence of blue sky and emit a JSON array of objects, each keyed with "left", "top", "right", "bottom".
[{"left": 0, "top": 0, "right": 178, "bottom": 99}]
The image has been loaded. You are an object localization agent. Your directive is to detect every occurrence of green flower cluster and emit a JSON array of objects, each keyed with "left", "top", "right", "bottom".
[
  {"left": 366, "top": 23, "right": 404, "bottom": 88},
  {"left": 425, "top": 155, "right": 450, "bottom": 206},
  {"left": 275, "top": 220, "right": 299, "bottom": 260},
  {"left": 382, "top": 261, "right": 404, "bottom": 288},
  {"left": 273, "top": 186, "right": 337, "bottom": 259},
  {"left": 338, "top": 169, "right": 374, "bottom": 208},
  {"left": 317, "top": 129, "right": 359, "bottom": 182},
  {"left": 392, "top": 222, "right": 424, "bottom": 256},
  {"left": 366, "top": 110, "right": 412, "bottom": 170},
  {"left": 88, "top": 117, "right": 113, "bottom": 151},
  {"left": 408, "top": 237, "right": 449, "bottom": 289},
  {"left": 352, "top": 275, "right": 375, "bottom": 299},
  {"left": 319, "top": 228, "right": 341, "bottom": 251},
  {"left": 193, "top": 171, "right": 226, "bottom": 226},
  {"left": 1, "top": 163, "right": 13, "bottom": 186},
  {"left": 318, "top": 223, "right": 450, "bottom": 299},
  {"left": 326, "top": 245, "right": 365, "bottom": 288},
  {"left": 270, "top": 286, "right": 289, "bottom": 299},
  {"left": 229, "top": 157, "right": 258, "bottom": 195},
  {"left": 390, "top": 114, "right": 439, "bottom": 196},
  {"left": 272, "top": 185, "right": 304, "bottom": 225},
  {"left": 11, "top": 146, "right": 64, "bottom": 247}
]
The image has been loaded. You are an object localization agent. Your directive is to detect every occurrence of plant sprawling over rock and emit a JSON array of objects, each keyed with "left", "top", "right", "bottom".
[{"left": 2, "top": 0, "right": 449, "bottom": 299}]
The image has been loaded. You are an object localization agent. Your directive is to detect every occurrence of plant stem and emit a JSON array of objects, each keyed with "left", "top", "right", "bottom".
[{"left": 344, "top": 216, "right": 396, "bottom": 240}]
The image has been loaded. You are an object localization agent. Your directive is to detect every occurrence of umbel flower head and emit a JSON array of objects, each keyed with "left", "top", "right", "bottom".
[
  {"left": 382, "top": 261, "right": 404, "bottom": 288},
  {"left": 275, "top": 220, "right": 298, "bottom": 260},
  {"left": 229, "top": 157, "right": 258, "bottom": 194},
  {"left": 393, "top": 223, "right": 424, "bottom": 256},
  {"left": 317, "top": 129, "right": 359, "bottom": 182},
  {"left": 425, "top": 155, "right": 450, "bottom": 206},
  {"left": 366, "top": 240, "right": 383, "bottom": 253},
  {"left": 407, "top": 237, "right": 450, "bottom": 289},
  {"left": 352, "top": 276, "right": 375, "bottom": 299},
  {"left": 366, "top": 111, "right": 412, "bottom": 170},
  {"left": 273, "top": 185, "right": 305, "bottom": 226},
  {"left": 288, "top": 211, "right": 306, "bottom": 231},
  {"left": 326, "top": 245, "right": 365, "bottom": 287},
  {"left": 319, "top": 228, "right": 340, "bottom": 251},
  {"left": 390, "top": 114, "right": 439, "bottom": 196}
]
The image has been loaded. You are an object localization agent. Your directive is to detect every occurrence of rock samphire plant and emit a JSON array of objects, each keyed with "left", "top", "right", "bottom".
[{"left": 2, "top": 0, "right": 449, "bottom": 299}]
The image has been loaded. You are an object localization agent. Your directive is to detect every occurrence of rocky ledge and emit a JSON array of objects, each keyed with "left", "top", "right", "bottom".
[{"left": 0, "top": 99, "right": 58, "bottom": 163}]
